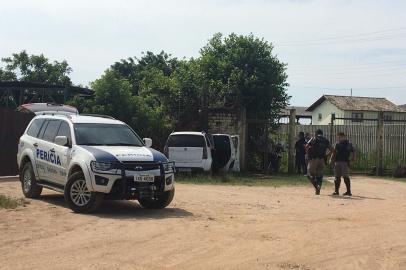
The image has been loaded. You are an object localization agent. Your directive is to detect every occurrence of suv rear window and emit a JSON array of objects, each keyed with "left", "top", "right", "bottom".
[
  {"left": 167, "top": 135, "right": 206, "bottom": 147},
  {"left": 27, "top": 119, "right": 45, "bottom": 138}
]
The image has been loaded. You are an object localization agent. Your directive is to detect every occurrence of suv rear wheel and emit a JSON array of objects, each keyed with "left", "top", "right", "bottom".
[
  {"left": 64, "top": 172, "right": 104, "bottom": 213},
  {"left": 138, "top": 188, "right": 175, "bottom": 209},
  {"left": 20, "top": 162, "right": 43, "bottom": 198}
]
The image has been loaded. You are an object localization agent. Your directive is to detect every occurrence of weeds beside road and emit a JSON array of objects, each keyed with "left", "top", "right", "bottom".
[{"left": 0, "top": 194, "right": 28, "bottom": 209}]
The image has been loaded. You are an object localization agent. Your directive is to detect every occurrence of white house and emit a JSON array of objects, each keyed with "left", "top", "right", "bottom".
[{"left": 306, "top": 95, "right": 406, "bottom": 125}]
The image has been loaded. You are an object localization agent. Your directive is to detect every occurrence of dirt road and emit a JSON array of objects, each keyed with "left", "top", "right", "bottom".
[{"left": 1, "top": 176, "right": 406, "bottom": 270}]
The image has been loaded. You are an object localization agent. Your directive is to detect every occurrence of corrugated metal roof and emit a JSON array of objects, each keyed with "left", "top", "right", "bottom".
[{"left": 307, "top": 95, "right": 405, "bottom": 112}]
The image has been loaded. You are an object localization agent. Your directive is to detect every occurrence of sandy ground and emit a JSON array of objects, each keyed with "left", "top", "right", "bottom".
[{"left": 1, "top": 176, "right": 406, "bottom": 270}]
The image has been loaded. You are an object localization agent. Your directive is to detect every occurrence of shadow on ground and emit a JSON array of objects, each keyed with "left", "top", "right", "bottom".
[
  {"left": 328, "top": 194, "right": 385, "bottom": 201},
  {"left": 38, "top": 193, "right": 193, "bottom": 220}
]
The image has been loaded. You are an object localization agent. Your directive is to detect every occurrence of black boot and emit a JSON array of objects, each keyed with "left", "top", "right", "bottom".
[
  {"left": 343, "top": 177, "right": 352, "bottom": 196},
  {"left": 332, "top": 177, "right": 341, "bottom": 196},
  {"left": 315, "top": 177, "right": 323, "bottom": 195},
  {"left": 307, "top": 175, "right": 317, "bottom": 189}
]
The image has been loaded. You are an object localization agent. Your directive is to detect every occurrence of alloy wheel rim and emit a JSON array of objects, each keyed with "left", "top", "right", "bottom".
[
  {"left": 23, "top": 168, "right": 32, "bottom": 193},
  {"left": 70, "top": 179, "right": 91, "bottom": 206}
]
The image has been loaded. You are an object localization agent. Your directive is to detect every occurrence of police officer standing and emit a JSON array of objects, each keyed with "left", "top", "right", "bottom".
[
  {"left": 331, "top": 132, "right": 355, "bottom": 196},
  {"left": 306, "top": 129, "right": 332, "bottom": 195}
]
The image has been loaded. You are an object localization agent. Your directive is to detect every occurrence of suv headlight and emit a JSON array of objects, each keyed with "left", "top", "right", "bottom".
[
  {"left": 163, "top": 162, "right": 175, "bottom": 173},
  {"left": 90, "top": 161, "right": 119, "bottom": 174}
]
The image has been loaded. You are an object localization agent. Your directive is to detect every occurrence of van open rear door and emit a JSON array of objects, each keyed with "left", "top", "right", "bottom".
[{"left": 231, "top": 135, "right": 240, "bottom": 172}]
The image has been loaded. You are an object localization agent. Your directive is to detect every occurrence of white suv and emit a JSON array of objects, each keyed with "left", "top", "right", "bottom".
[
  {"left": 164, "top": 131, "right": 213, "bottom": 172},
  {"left": 17, "top": 114, "right": 175, "bottom": 213}
]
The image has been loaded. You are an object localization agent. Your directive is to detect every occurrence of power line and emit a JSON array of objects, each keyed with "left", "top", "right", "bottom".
[
  {"left": 277, "top": 27, "right": 406, "bottom": 47},
  {"left": 289, "top": 85, "right": 406, "bottom": 90}
]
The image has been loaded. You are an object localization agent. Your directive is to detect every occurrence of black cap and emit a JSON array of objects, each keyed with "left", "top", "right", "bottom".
[{"left": 316, "top": 129, "right": 323, "bottom": 136}]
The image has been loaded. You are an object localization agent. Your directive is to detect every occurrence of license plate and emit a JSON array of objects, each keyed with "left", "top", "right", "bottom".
[{"left": 134, "top": 175, "right": 155, "bottom": 182}]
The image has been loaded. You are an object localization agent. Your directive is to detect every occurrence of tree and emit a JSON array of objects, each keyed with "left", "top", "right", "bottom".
[
  {"left": 199, "top": 33, "right": 290, "bottom": 120},
  {"left": 111, "top": 51, "right": 178, "bottom": 95},
  {"left": 0, "top": 50, "right": 72, "bottom": 85},
  {"left": 69, "top": 69, "right": 173, "bottom": 149}
]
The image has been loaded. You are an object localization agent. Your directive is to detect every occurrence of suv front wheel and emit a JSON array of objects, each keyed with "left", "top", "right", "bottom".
[
  {"left": 138, "top": 188, "right": 175, "bottom": 209},
  {"left": 64, "top": 172, "right": 104, "bottom": 213}
]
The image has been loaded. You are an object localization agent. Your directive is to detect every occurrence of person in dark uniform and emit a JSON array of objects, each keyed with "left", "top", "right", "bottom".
[
  {"left": 330, "top": 132, "right": 355, "bottom": 196},
  {"left": 306, "top": 129, "right": 332, "bottom": 195},
  {"left": 295, "top": 132, "right": 307, "bottom": 175}
]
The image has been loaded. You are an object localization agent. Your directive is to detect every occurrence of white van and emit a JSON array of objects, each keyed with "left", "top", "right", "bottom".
[{"left": 164, "top": 132, "right": 213, "bottom": 172}]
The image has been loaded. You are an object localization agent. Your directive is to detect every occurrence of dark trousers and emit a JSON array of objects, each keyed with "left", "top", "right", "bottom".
[{"left": 296, "top": 153, "right": 307, "bottom": 174}]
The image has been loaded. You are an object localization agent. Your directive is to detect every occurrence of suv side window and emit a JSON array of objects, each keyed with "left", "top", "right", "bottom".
[
  {"left": 41, "top": 120, "right": 62, "bottom": 142},
  {"left": 56, "top": 121, "right": 72, "bottom": 144},
  {"left": 27, "top": 119, "right": 45, "bottom": 138}
]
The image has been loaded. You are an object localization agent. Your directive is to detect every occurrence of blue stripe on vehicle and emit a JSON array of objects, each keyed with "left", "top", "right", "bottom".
[
  {"left": 79, "top": 146, "right": 120, "bottom": 162},
  {"left": 148, "top": 148, "right": 168, "bottom": 162}
]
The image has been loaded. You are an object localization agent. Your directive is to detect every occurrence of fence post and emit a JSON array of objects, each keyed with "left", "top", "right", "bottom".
[
  {"left": 263, "top": 121, "right": 269, "bottom": 173},
  {"left": 330, "top": 114, "right": 335, "bottom": 144},
  {"left": 376, "top": 111, "right": 384, "bottom": 176},
  {"left": 288, "top": 109, "right": 296, "bottom": 174},
  {"left": 239, "top": 107, "right": 247, "bottom": 171}
]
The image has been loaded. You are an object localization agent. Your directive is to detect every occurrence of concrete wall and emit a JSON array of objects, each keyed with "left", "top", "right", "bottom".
[
  {"left": 208, "top": 111, "right": 239, "bottom": 135},
  {"left": 207, "top": 108, "right": 247, "bottom": 170}
]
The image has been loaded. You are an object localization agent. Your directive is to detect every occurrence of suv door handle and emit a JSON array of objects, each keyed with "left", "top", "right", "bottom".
[
  {"left": 50, "top": 148, "right": 55, "bottom": 152},
  {"left": 33, "top": 143, "right": 38, "bottom": 147}
]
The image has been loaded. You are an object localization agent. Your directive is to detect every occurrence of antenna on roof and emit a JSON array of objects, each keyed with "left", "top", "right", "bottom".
[{"left": 350, "top": 88, "right": 353, "bottom": 97}]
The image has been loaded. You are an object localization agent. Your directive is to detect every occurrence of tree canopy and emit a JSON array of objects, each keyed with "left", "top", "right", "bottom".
[
  {"left": 200, "top": 33, "right": 289, "bottom": 119},
  {"left": 0, "top": 50, "right": 72, "bottom": 85},
  {"left": 3, "top": 33, "right": 290, "bottom": 148}
]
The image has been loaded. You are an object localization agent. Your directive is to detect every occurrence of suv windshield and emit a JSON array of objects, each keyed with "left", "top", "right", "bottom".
[{"left": 74, "top": 123, "right": 143, "bottom": 146}]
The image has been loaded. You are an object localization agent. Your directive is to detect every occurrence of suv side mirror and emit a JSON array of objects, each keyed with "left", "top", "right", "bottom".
[
  {"left": 55, "top": 136, "right": 69, "bottom": 147},
  {"left": 143, "top": 138, "right": 152, "bottom": 148}
]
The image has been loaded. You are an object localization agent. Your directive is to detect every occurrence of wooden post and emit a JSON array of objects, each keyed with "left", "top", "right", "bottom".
[
  {"left": 376, "top": 111, "right": 384, "bottom": 176},
  {"left": 263, "top": 121, "right": 269, "bottom": 173},
  {"left": 288, "top": 109, "right": 296, "bottom": 174},
  {"left": 239, "top": 107, "right": 247, "bottom": 171},
  {"left": 330, "top": 113, "right": 335, "bottom": 144}
]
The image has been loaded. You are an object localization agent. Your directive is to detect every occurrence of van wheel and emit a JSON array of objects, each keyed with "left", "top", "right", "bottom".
[
  {"left": 20, "top": 162, "right": 42, "bottom": 198},
  {"left": 138, "top": 188, "right": 175, "bottom": 209},
  {"left": 64, "top": 172, "right": 104, "bottom": 213}
]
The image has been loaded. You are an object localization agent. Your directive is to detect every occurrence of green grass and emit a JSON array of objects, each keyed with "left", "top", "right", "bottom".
[
  {"left": 369, "top": 175, "right": 406, "bottom": 183},
  {"left": 176, "top": 173, "right": 332, "bottom": 187},
  {"left": 0, "top": 194, "right": 28, "bottom": 209}
]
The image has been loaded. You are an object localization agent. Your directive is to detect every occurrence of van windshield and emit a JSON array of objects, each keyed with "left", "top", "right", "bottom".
[
  {"left": 74, "top": 123, "right": 143, "bottom": 146},
  {"left": 167, "top": 135, "right": 205, "bottom": 147}
]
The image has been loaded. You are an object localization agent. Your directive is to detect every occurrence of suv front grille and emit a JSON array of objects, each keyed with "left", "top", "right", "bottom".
[{"left": 121, "top": 161, "right": 161, "bottom": 172}]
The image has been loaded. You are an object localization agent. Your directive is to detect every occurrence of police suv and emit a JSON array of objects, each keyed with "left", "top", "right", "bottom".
[{"left": 17, "top": 114, "right": 175, "bottom": 213}]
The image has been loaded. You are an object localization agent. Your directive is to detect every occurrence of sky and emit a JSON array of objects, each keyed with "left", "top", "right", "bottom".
[{"left": 1, "top": 0, "right": 406, "bottom": 106}]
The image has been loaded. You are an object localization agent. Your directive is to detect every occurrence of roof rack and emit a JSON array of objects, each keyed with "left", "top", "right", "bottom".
[
  {"left": 39, "top": 112, "right": 75, "bottom": 118},
  {"left": 80, "top": 114, "right": 116, "bottom": 120}
]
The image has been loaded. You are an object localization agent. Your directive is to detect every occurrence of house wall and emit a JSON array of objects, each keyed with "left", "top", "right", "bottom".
[
  {"left": 343, "top": 111, "right": 406, "bottom": 124},
  {"left": 311, "top": 101, "right": 344, "bottom": 125}
]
